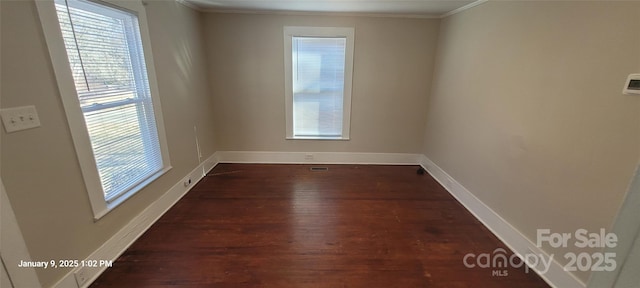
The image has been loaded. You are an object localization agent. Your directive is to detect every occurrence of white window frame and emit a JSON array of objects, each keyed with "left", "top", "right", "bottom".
[
  {"left": 36, "top": 0, "right": 171, "bottom": 220},
  {"left": 284, "top": 26, "right": 355, "bottom": 140}
]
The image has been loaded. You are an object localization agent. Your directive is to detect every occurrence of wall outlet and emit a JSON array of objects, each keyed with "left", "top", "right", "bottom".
[
  {"left": 0, "top": 105, "right": 41, "bottom": 133},
  {"left": 75, "top": 268, "right": 88, "bottom": 286},
  {"left": 304, "top": 153, "right": 314, "bottom": 161}
]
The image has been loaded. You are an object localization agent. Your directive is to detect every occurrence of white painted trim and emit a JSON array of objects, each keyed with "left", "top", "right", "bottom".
[
  {"left": 51, "top": 154, "right": 219, "bottom": 288},
  {"left": 215, "top": 151, "right": 421, "bottom": 165},
  {"left": 174, "top": 0, "right": 202, "bottom": 11},
  {"left": 35, "top": 0, "right": 173, "bottom": 220},
  {"left": 419, "top": 155, "right": 585, "bottom": 288},
  {"left": 1, "top": 179, "right": 42, "bottom": 288},
  {"left": 284, "top": 26, "right": 354, "bottom": 140},
  {"left": 588, "top": 164, "right": 640, "bottom": 287},
  {"left": 200, "top": 8, "right": 440, "bottom": 19},
  {"left": 35, "top": 0, "right": 105, "bottom": 219},
  {"left": 440, "top": 0, "right": 488, "bottom": 18}
]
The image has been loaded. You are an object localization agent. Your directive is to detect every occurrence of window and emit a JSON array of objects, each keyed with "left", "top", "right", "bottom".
[
  {"left": 36, "top": 0, "right": 170, "bottom": 219},
  {"left": 284, "top": 27, "right": 355, "bottom": 140}
]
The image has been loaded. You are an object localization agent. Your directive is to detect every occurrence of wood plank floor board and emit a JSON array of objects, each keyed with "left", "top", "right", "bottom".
[{"left": 90, "top": 164, "right": 549, "bottom": 287}]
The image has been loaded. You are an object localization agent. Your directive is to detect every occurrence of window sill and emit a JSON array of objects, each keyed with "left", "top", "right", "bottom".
[
  {"left": 93, "top": 166, "right": 172, "bottom": 221},
  {"left": 286, "top": 137, "right": 350, "bottom": 141}
]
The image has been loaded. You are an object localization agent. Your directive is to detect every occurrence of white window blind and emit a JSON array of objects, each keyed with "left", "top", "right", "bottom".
[
  {"left": 54, "top": 0, "right": 163, "bottom": 202},
  {"left": 292, "top": 37, "right": 347, "bottom": 138}
]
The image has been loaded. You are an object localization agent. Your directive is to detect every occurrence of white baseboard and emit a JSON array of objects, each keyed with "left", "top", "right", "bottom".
[
  {"left": 215, "top": 151, "right": 422, "bottom": 165},
  {"left": 52, "top": 154, "right": 219, "bottom": 288},
  {"left": 419, "top": 155, "right": 585, "bottom": 288},
  {"left": 50, "top": 151, "right": 585, "bottom": 288}
]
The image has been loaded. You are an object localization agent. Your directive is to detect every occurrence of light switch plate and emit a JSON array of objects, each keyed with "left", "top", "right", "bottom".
[{"left": 0, "top": 105, "right": 41, "bottom": 133}]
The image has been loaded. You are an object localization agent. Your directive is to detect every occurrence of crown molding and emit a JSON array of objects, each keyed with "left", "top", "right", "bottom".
[
  {"left": 202, "top": 8, "right": 441, "bottom": 19},
  {"left": 175, "top": 0, "right": 203, "bottom": 11},
  {"left": 440, "top": 0, "right": 488, "bottom": 18},
  {"left": 176, "top": 0, "right": 486, "bottom": 19}
]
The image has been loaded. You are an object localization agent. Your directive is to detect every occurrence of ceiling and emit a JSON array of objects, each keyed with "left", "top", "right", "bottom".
[{"left": 184, "top": 0, "right": 479, "bottom": 17}]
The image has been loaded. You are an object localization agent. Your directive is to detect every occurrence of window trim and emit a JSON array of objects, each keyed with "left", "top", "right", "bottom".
[
  {"left": 283, "top": 26, "right": 355, "bottom": 140},
  {"left": 36, "top": 0, "right": 172, "bottom": 220}
]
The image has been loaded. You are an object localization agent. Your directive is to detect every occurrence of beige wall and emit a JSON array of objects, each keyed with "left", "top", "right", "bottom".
[
  {"left": 204, "top": 13, "right": 438, "bottom": 153},
  {"left": 0, "top": 1, "right": 214, "bottom": 286},
  {"left": 4, "top": 0, "right": 639, "bottom": 286},
  {"left": 423, "top": 1, "right": 640, "bottom": 282}
]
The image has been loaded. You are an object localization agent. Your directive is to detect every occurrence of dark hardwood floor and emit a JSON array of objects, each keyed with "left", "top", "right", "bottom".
[{"left": 91, "top": 164, "right": 549, "bottom": 287}]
